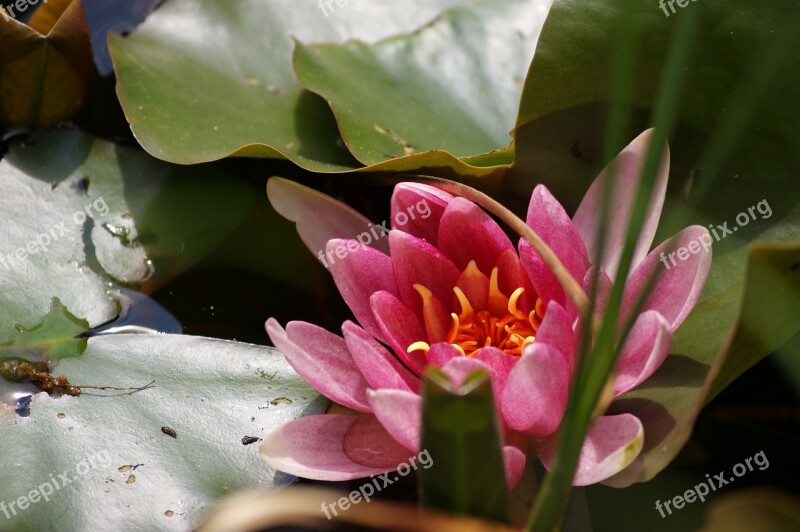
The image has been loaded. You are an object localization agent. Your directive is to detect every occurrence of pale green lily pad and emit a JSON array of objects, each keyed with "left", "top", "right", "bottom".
[
  {"left": 0, "top": 129, "right": 254, "bottom": 345},
  {"left": 0, "top": 334, "right": 326, "bottom": 531}
]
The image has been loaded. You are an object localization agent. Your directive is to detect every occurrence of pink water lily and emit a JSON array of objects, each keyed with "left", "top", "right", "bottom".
[{"left": 262, "top": 130, "right": 711, "bottom": 487}]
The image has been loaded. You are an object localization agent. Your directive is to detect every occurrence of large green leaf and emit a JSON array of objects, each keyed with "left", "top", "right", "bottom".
[
  {"left": 0, "top": 335, "right": 325, "bottom": 531},
  {"left": 0, "top": 128, "right": 253, "bottom": 345},
  {"left": 508, "top": 0, "right": 800, "bottom": 484},
  {"left": 419, "top": 368, "right": 508, "bottom": 523},
  {"left": 0, "top": 0, "right": 93, "bottom": 126},
  {"left": 292, "top": 0, "right": 546, "bottom": 166},
  {"left": 109, "top": 0, "right": 494, "bottom": 170}
]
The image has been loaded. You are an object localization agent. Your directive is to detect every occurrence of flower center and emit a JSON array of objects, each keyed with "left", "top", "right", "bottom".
[{"left": 408, "top": 264, "right": 546, "bottom": 358}]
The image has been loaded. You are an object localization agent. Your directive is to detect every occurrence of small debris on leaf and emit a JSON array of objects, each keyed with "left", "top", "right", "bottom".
[{"left": 270, "top": 397, "right": 292, "bottom": 406}]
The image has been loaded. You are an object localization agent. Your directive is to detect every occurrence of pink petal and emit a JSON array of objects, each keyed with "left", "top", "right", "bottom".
[
  {"left": 342, "top": 321, "right": 419, "bottom": 393},
  {"left": 438, "top": 197, "right": 514, "bottom": 273},
  {"left": 534, "top": 301, "right": 576, "bottom": 374},
  {"left": 266, "top": 319, "right": 370, "bottom": 412},
  {"left": 327, "top": 239, "right": 397, "bottom": 341},
  {"left": 389, "top": 230, "right": 459, "bottom": 316},
  {"left": 441, "top": 356, "right": 494, "bottom": 391},
  {"left": 267, "top": 177, "right": 389, "bottom": 257},
  {"left": 519, "top": 244, "right": 563, "bottom": 311},
  {"left": 573, "top": 129, "right": 669, "bottom": 278},
  {"left": 367, "top": 389, "right": 422, "bottom": 453},
  {"left": 536, "top": 414, "right": 644, "bottom": 486},
  {"left": 390, "top": 183, "right": 453, "bottom": 246},
  {"left": 572, "top": 267, "right": 613, "bottom": 362},
  {"left": 344, "top": 415, "right": 415, "bottom": 467},
  {"left": 474, "top": 346, "right": 518, "bottom": 399},
  {"left": 583, "top": 266, "right": 613, "bottom": 316},
  {"left": 427, "top": 342, "right": 461, "bottom": 367},
  {"left": 502, "top": 343, "right": 569, "bottom": 436},
  {"left": 614, "top": 311, "right": 672, "bottom": 396},
  {"left": 455, "top": 260, "right": 490, "bottom": 312},
  {"left": 370, "top": 291, "right": 428, "bottom": 374},
  {"left": 503, "top": 445, "right": 527, "bottom": 489},
  {"left": 520, "top": 185, "right": 589, "bottom": 310},
  {"left": 621, "top": 225, "right": 712, "bottom": 330},
  {"left": 260, "top": 414, "right": 407, "bottom": 481}
]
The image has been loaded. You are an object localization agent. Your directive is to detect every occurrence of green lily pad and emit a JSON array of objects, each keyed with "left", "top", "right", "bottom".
[
  {"left": 0, "top": 0, "right": 94, "bottom": 126},
  {"left": 292, "top": 0, "right": 546, "bottom": 166},
  {"left": 1, "top": 299, "right": 89, "bottom": 361},
  {"left": 109, "top": 0, "right": 487, "bottom": 170},
  {"left": 0, "top": 334, "right": 325, "bottom": 531},
  {"left": 508, "top": 0, "right": 800, "bottom": 483}
]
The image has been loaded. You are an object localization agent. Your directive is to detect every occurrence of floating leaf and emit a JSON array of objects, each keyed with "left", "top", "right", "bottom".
[
  {"left": 109, "top": 0, "right": 485, "bottom": 170},
  {"left": 292, "top": 0, "right": 546, "bottom": 166},
  {"left": 0, "top": 128, "right": 254, "bottom": 344}
]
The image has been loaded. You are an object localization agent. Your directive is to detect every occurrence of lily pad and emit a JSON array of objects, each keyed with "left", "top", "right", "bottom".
[
  {"left": 0, "top": 0, "right": 94, "bottom": 126},
  {"left": 0, "top": 128, "right": 254, "bottom": 344},
  {"left": 109, "top": 0, "right": 488, "bottom": 170},
  {"left": 292, "top": 0, "right": 548, "bottom": 166},
  {"left": 0, "top": 334, "right": 325, "bottom": 531}
]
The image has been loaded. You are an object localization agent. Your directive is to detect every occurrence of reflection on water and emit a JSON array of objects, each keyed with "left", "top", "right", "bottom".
[{"left": 84, "top": 0, "right": 163, "bottom": 75}]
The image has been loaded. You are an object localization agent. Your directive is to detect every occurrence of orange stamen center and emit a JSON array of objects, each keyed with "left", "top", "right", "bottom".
[{"left": 408, "top": 265, "right": 546, "bottom": 358}]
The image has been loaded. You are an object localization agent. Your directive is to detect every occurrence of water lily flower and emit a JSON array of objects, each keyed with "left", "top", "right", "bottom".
[{"left": 262, "top": 130, "right": 711, "bottom": 487}]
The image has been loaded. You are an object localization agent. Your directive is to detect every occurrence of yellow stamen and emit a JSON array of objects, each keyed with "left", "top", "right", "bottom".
[
  {"left": 407, "top": 341, "right": 431, "bottom": 353},
  {"left": 508, "top": 287, "right": 527, "bottom": 319},
  {"left": 487, "top": 267, "right": 508, "bottom": 316},
  {"left": 446, "top": 313, "right": 460, "bottom": 343},
  {"left": 452, "top": 287, "right": 474, "bottom": 320}
]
